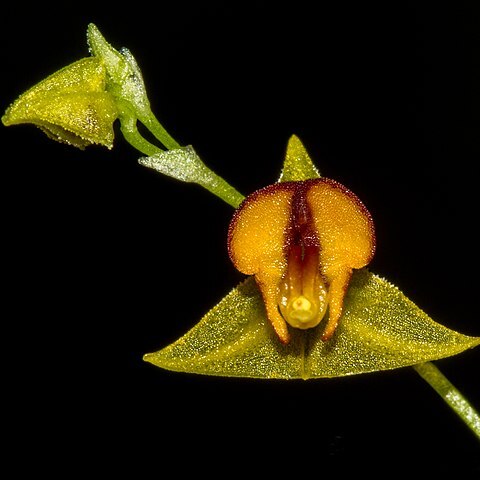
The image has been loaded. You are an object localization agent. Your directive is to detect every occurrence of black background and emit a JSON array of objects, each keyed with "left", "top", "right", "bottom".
[{"left": 2, "top": 1, "right": 479, "bottom": 475}]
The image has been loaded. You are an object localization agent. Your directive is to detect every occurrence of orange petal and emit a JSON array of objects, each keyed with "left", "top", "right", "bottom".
[
  {"left": 306, "top": 179, "right": 375, "bottom": 280},
  {"left": 228, "top": 183, "right": 295, "bottom": 276},
  {"left": 307, "top": 178, "right": 375, "bottom": 340},
  {"left": 321, "top": 267, "right": 352, "bottom": 341},
  {"left": 228, "top": 183, "right": 296, "bottom": 343}
]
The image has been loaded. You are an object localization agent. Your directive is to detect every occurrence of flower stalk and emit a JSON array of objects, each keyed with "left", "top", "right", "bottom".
[{"left": 413, "top": 362, "right": 480, "bottom": 440}]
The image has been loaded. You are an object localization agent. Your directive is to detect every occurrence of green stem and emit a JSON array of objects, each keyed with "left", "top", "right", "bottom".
[
  {"left": 120, "top": 115, "right": 162, "bottom": 157},
  {"left": 413, "top": 362, "right": 480, "bottom": 440},
  {"left": 138, "top": 146, "right": 245, "bottom": 208},
  {"left": 142, "top": 115, "right": 181, "bottom": 150},
  {"left": 196, "top": 166, "right": 245, "bottom": 208},
  {"left": 121, "top": 106, "right": 244, "bottom": 207},
  {"left": 122, "top": 105, "right": 245, "bottom": 207}
]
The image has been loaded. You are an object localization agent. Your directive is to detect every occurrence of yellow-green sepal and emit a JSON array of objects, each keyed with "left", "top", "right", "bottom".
[
  {"left": 2, "top": 57, "right": 118, "bottom": 149},
  {"left": 144, "top": 272, "right": 479, "bottom": 379},
  {"left": 278, "top": 134, "right": 320, "bottom": 182}
]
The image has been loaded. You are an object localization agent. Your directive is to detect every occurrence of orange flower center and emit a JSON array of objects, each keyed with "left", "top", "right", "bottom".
[{"left": 278, "top": 245, "right": 328, "bottom": 329}]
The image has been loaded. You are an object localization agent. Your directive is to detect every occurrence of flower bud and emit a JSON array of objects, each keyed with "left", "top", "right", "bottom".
[{"left": 2, "top": 57, "right": 118, "bottom": 149}]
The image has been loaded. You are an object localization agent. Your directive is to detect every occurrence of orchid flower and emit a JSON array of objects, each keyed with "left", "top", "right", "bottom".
[{"left": 3, "top": 24, "right": 479, "bottom": 440}]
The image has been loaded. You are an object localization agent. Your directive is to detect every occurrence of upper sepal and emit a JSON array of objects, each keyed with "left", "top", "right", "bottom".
[{"left": 278, "top": 134, "right": 321, "bottom": 182}]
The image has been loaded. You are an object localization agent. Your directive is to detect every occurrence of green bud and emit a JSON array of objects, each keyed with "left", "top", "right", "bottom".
[
  {"left": 87, "top": 23, "right": 181, "bottom": 151},
  {"left": 2, "top": 57, "right": 118, "bottom": 149},
  {"left": 87, "top": 23, "right": 151, "bottom": 122}
]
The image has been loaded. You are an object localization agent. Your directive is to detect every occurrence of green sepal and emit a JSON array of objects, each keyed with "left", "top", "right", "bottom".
[
  {"left": 2, "top": 57, "right": 118, "bottom": 149},
  {"left": 144, "top": 272, "right": 479, "bottom": 379},
  {"left": 278, "top": 134, "right": 321, "bottom": 181},
  {"left": 87, "top": 23, "right": 151, "bottom": 122}
]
